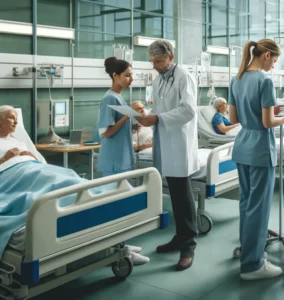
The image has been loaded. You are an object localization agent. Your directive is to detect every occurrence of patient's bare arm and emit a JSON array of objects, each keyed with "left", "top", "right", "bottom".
[
  {"left": 0, "top": 148, "right": 21, "bottom": 164},
  {"left": 19, "top": 151, "right": 38, "bottom": 160}
]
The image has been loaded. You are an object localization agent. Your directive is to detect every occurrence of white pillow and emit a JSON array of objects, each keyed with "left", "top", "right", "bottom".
[
  {"left": 13, "top": 108, "right": 47, "bottom": 163},
  {"left": 199, "top": 105, "right": 217, "bottom": 124}
]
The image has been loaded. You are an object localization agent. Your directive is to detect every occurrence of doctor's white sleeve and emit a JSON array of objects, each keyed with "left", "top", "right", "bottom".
[{"left": 160, "top": 73, "right": 197, "bottom": 131}]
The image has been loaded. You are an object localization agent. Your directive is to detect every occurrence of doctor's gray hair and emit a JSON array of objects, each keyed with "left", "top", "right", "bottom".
[
  {"left": 148, "top": 40, "right": 174, "bottom": 58},
  {"left": 0, "top": 105, "right": 16, "bottom": 119},
  {"left": 213, "top": 98, "right": 227, "bottom": 108}
]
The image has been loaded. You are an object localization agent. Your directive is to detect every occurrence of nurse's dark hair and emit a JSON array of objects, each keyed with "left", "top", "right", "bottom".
[
  {"left": 104, "top": 57, "right": 131, "bottom": 80},
  {"left": 237, "top": 39, "right": 280, "bottom": 80}
]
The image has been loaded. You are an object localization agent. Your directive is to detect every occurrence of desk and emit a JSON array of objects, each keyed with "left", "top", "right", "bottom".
[{"left": 35, "top": 144, "right": 101, "bottom": 180}]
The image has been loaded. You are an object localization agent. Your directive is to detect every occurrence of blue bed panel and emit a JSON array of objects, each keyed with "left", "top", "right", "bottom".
[
  {"left": 218, "top": 160, "right": 237, "bottom": 175},
  {"left": 21, "top": 259, "right": 39, "bottom": 285},
  {"left": 206, "top": 184, "right": 215, "bottom": 197},
  {"left": 159, "top": 211, "right": 169, "bottom": 229},
  {"left": 57, "top": 192, "right": 148, "bottom": 238}
]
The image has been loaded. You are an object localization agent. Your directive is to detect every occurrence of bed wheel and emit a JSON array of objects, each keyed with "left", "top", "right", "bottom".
[
  {"left": 197, "top": 214, "right": 212, "bottom": 234},
  {"left": 233, "top": 247, "right": 241, "bottom": 259},
  {"left": 112, "top": 257, "right": 133, "bottom": 280}
]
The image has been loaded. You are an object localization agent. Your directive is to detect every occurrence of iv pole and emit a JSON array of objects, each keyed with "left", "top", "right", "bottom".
[{"left": 265, "top": 37, "right": 284, "bottom": 248}]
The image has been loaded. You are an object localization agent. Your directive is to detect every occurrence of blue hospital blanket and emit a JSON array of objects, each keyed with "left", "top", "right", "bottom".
[{"left": 0, "top": 161, "right": 102, "bottom": 258}]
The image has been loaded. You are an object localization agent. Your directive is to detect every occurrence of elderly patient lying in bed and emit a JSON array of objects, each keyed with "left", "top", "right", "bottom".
[
  {"left": 0, "top": 105, "right": 149, "bottom": 264},
  {"left": 212, "top": 98, "right": 240, "bottom": 135}
]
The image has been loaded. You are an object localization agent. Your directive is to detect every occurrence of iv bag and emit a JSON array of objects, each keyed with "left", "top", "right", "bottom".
[
  {"left": 145, "top": 86, "right": 153, "bottom": 103},
  {"left": 201, "top": 52, "right": 211, "bottom": 72}
]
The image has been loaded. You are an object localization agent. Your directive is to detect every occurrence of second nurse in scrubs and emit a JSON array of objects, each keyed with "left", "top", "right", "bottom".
[{"left": 229, "top": 39, "right": 284, "bottom": 280}]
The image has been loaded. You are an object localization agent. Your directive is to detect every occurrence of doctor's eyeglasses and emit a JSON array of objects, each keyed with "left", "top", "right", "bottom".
[{"left": 149, "top": 58, "right": 168, "bottom": 65}]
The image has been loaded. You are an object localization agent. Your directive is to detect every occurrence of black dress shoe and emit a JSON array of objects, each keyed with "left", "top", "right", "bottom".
[
  {"left": 176, "top": 257, "right": 194, "bottom": 271},
  {"left": 156, "top": 241, "right": 179, "bottom": 253}
]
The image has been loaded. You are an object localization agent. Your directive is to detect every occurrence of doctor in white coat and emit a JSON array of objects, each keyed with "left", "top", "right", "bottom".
[{"left": 135, "top": 39, "right": 199, "bottom": 271}]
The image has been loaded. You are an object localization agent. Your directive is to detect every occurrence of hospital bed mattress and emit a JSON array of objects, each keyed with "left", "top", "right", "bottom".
[
  {"left": 8, "top": 226, "right": 25, "bottom": 251},
  {"left": 137, "top": 148, "right": 228, "bottom": 180}
]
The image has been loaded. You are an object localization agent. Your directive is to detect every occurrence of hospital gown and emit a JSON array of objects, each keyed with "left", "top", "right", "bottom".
[
  {"left": 0, "top": 136, "right": 36, "bottom": 172},
  {"left": 132, "top": 126, "right": 152, "bottom": 145},
  {"left": 212, "top": 112, "right": 232, "bottom": 135}
]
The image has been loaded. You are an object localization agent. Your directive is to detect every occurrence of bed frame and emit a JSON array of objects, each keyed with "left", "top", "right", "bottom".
[
  {"left": 191, "top": 142, "right": 239, "bottom": 234},
  {"left": 136, "top": 143, "right": 239, "bottom": 235},
  {"left": 0, "top": 167, "right": 168, "bottom": 299}
]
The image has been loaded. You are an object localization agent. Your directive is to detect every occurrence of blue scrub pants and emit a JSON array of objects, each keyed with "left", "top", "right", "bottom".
[{"left": 237, "top": 163, "right": 275, "bottom": 273}]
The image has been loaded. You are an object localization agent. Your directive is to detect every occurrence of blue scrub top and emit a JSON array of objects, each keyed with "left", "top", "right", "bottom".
[
  {"left": 96, "top": 89, "right": 135, "bottom": 173},
  {"left": 229, "top": 71, "right": 277, "bottom": 167},
  {"left": 212, "top": 112, "right": 232, "bottom": 135}
]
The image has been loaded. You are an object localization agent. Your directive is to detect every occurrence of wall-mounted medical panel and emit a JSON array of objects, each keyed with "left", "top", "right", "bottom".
[
  {"left": 0, "top": 53, "right": 283, "bottom": 89},
  {"left": 0, "top": 54, "right": 157, "bottom": 89}
]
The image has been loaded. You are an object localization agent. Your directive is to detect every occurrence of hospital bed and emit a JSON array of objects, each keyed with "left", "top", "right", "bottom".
[
  {"left": 0, "top": 167, "right": 166, "bottom": 300},
  {"left": 137, "top": 142, "right": 239, "bottom": 234},
  {"left": 198, "top": 106, "right": 284, "bottom": 161},
  {"left": 0, "top": 109, "right": 168, "bottom": 299}
]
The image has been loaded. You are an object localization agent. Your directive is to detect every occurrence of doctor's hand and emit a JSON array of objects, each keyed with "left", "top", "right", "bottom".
[
  {"left": 135, "top": 115, "right": 158, "bottom": 127},
  {"left": 19, "top": 151, "right": 38, "bottom": 160}
]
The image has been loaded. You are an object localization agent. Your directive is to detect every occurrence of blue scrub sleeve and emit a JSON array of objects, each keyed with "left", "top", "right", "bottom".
[
  {"left": 97, "top": 95, "right": 117, "bottom": 128},
  {"left": 229, "top": 76, "right": 236, "bottom": 106},
  {"left": 260, "top": 78, "right": 277, "bottom": 108}
]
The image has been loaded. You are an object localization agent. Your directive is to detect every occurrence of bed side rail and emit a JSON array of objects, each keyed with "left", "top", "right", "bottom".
[
  {"left": 206, "top": 142, "right": 239, "bottom": 196},
  {"left": 25, "top": 167, "right": 162, "bottom": 261}
]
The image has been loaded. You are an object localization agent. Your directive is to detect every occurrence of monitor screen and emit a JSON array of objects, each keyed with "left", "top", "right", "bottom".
[{"left": 55, "top": 102, "right": 66, "bottom": 115}]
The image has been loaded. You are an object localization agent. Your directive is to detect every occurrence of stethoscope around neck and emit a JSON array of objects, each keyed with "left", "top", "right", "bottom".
[{"left": 158, "top": 64, "right": 177, "bottom": 99}]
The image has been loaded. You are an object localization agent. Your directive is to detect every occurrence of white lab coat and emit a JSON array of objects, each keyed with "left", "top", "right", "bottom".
[{"left": 152, "top": 65, "right": 199, "bottom": 177}]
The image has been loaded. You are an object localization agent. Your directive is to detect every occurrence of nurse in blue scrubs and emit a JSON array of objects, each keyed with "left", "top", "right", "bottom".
[
  {"left": 97, "top": 57, "right": 135, "bottom": 176},
  {"left": 96, "top": 56, "right": 149, "bottom": 265},
  {"left": 229, "top": 39, "right": 284, "bottom": 280}
]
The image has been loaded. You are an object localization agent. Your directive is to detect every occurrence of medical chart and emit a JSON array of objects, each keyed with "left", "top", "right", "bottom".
[{"left": 108, "top": 105, "right": 142, "bottom": 117}]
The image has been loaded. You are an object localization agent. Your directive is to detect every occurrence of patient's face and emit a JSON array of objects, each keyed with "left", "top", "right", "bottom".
[
  {"left": 132, "top": 102, "right": 145, "bottom": 115},
  {"left": 218, "top": 101, "right": 228, "bottom": 114},
  {"left": 0, "top": 110, "right": 18, "bottom": 135}
]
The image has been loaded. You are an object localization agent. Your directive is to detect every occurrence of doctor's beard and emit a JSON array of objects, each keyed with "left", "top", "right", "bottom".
[{"left": 158, "top": 62, "right": 174, "bottom": 74}]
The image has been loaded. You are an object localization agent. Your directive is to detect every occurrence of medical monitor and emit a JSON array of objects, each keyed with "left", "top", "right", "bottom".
[
  {"left": 37, "top": 99, "right": 69, "bottom": 129},
  {"left": 55, "top": 102, "right": 66, "bottom": 115},
  {"left": 53, "top": 99, "right": 69, "bottom": 127}
]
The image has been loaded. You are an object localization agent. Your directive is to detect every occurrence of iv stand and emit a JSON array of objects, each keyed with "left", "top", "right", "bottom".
[{"left": 266, "top": 124, "right": 284, "bottom": 248}]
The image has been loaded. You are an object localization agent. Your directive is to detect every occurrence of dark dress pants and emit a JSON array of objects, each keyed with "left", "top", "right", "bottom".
[{"left": 166, "top": 176, "right": 197, "bottom": 258}]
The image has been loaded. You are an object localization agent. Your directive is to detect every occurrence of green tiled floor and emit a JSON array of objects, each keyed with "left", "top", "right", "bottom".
[{"left": 33, "top": 188, "right": 284, "bottom": 300}]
